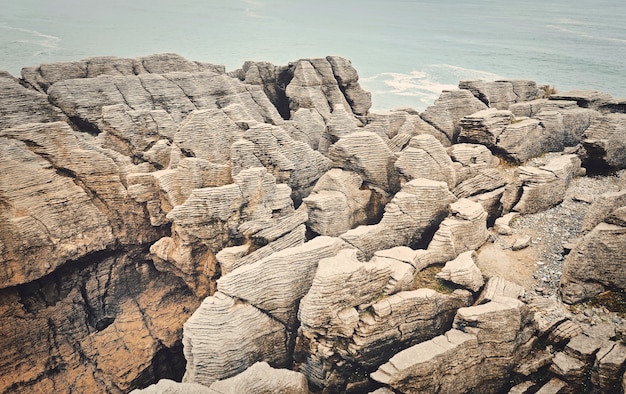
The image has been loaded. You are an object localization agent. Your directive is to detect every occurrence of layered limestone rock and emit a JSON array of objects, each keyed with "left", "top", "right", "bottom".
[
  {"left": 21, "top": 53, "right": 226, "bottom": 93},
  {"left": 150, "top": 167, "right": 295, "bottom": 295},
  {"left": 182, "top": 292, "right": 290, "bottom": 386},
  {"left": 328, "top": 131, "right": 396, "bottom": 191},
  {"left": 458, "top": 108, "right": 561, "bottom": 163},
  {"left": 414, "top": 198, "right": 488, "bottom": 269},
  {"left": 448, "top": 143, "right": 500, "bottom": 186},
  {"left": 581, "top": 113, "right": 626, "bottom": 170},
  {"left": 394, "top": 134, "right": 456, "bottom": 189},
  {"left": 508, "top": 154, "right": 582, "bottom": 214},
  {"left": 560, "top": 203, "right": 626, "bottom": 303},
  {"left": 217, "top": 236, "right": 350, "bottom": 329},
  {"left": 294, "top": 247, "right": 473, "bottom": 391},
  {"left": 436, "top": 251, "right": 484, "bottom": 292},
  {"left": 363, "top": 109, "right": 450, "bottom": 148},
  {"left": 371, "top": 296, "right": 533, "bottom": 393},
  {"left": 421, "top": 89, "right": 488, "bottom": 143},
  {"left": 302, "top": 169, "right": 373, "bottom": 236},
  {"left": 339, "top": 178, "right": 457, "bottom": 259},
  {"left": 207, "top": 362, "right": 308, "bottom": 394},
  {"left": 459, "top": 80, "right": 541, "bottom": 110}
]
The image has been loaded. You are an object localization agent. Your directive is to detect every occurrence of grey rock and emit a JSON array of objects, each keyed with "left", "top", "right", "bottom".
[
  {"left": 592, "top": 342, "right": 626, "bottom": 393},
  {"left": 130, "top": 379, "right": 214, "bottom": 394},
  {"left": 550, "top": 90, "right": 614, "bottom": 110},
  {"left": 581, "top": 190, "right": 626, "bottom": 232},
  {"left": 217, "top": 236, "right": 350, "bottom": 328},
  {"left": 459, "top": 80, "right": 540, "bottom": 110},
  {"left": 421, "top": 89, "right": 488, "bottom": 143},
  {"left": 340, "top": 178, "right": 456, "bottom": 259},
  {"left": 534, "top": 378, "right": 568, "bottom": 394},
  {"left": 448, "top": 143, "right": 500, "bottom": 185},
  {"left": 476, "top": 276, "right": 526, "bottom": 305},
  {"left": 395, "top": 134, "right": 456, "bottom": 188},
  {"left": 582, "top": 113, "right": 626, "bottom": 170},
  {"left": 512, "top": 235, "right": 532, "bottom": 251}
]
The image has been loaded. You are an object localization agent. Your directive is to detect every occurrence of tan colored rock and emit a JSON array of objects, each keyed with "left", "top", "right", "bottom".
[
  {"left": 476, "top": 276, "right": 526, "bottom": 305},
  {"left": 208, "top": 362, "right": 308, "bottom": 394},
  {"left": 448, "top": 143, "right": 499, "bottom": 185},
  {"left": 534, "top": 378, "right": 568, "bottom": 394},
  {"left": 421, "top": 89, "right": 488, "bottom": 143},
  {"left": 437, "top": 251, "right": 484, "bottom": 292},
  {"left": 340, "top": 178, "right": 456, "bottom": 259},
  {"left": 452, "top": 168, "right": 506, "bottom": 199},
  {"left": 363, "top": 110, "right": 449, "bottom": 148},
  {"left": 182, "top": 292, "right": 290, "bottom": 386},
  {"left": 591, "top": 342, "right": 626, "bottom": 393},
  {"left": 217, "top": 236, "right": 350, "bottom": 328},
  {"left": 414, "top": 198, "right": 488, "bottom": 268},
  {"left": 549, "top": 352, "right": 587, "bottom": 384},
  {"left": 395, "top": 134, "right": 456, "bottom": 189},
  {"left": 349, "top": 288, "right": 472, "bottom": 368},
  {"left": 298, "top": 249, "right": 392, "bottom": 337},
  {"left": 560, "top": 219, "right": 626, "bottom": 303},
  {"left": 581, "top": 190, "right": 626, "bottom": 232}
]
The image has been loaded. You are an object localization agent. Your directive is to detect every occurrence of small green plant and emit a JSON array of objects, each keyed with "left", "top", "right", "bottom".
[{"left": 412, "top": 265, "right": 457, "bottom": 294}]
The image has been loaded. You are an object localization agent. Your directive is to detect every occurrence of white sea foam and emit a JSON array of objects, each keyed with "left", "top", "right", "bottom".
[
  {"left": 0, "top": 25, "right": 61, "bottom": 55},
  {"left": 547, "top": 24, "right": 626, "bottom": 45}
]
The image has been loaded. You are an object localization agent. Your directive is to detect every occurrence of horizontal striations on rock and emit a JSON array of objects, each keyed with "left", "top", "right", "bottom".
[
  {"left": 395, "top": 134, "right": 456, "bottom": 189},
  {"left": 421, "top": 89, "right": 488, "bottom": 143},
  {"left": 182, "top": 292, "right": 290, "bottom": 387},
  {"left": 0, "top": 73, "right": 66, "bottom": 129},
  {"left": 207, "top": 361, "right": 308, "bottom": 394},
  {"left": 303, "top": 169, "right": 373, "bottom": 237},
  {"left": 581, "top": 113, "right": 626, "bottom": 170},
  {"left": 217, "top": 236, "right": 350, "bottom": 328},
  {"left": 459, "top": 80, "right": 540, "bottom": 110},
  {"left": 340, "top": 178, "right": 457, "bottom": 259}
]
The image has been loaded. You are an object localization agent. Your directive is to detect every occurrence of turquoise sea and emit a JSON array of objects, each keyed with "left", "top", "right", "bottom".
[{"left": 1, "top": 0, "right": 625, "bottom": 111}]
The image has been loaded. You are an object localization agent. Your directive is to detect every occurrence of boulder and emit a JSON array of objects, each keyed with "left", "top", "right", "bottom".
[
  {"left": 560, "top": 213, "right": 626, "bottom": 303},
  {"left": 0, "top": 73, "right": 66, "bottom": 130},
  {"left": 476, "top": 276, "right": 526, "bottom": 305},
  {"left": 459, "top": 80, "right": 540, "bottom": 110},
  {"left": 436, "top": 250, "right": 484, "bottom": 292},
  {"left": 581, "top": 113, "right": 626, "bottom": 170},
  {"left": 511, "top": 154, "right": 581, "bottom": 214},
  {"left": 363, "top": 109, "right": 450, "bottom": 148},
  {"left": 182, "top": 292, "right": 290, "bottom": 386},
  {"left": 421, "top": 89, "right": 488, "bottom": 143},
  {"left": 339, "top": 178, "right": 456, "bottom": 259},
  {"left": 448, "top": 143, "right": 500, "bottom": 186},
  {"left": 591, "top": 342, "right": 626, "bottom": 393},
  {"left": 581, "top": 190, "right": 626, "bottom": 233},
  {"left": 130, "top": 379, "right": 213, "bottom": 394},
  {"left": 458, "top": 108, "right": 559, "bottom": 163},
  {"left": 395, "top": 134, "right": 456, "bottom": 189},
  {"left": 549, "top": 90, "right": 614, "bottom": 110}
]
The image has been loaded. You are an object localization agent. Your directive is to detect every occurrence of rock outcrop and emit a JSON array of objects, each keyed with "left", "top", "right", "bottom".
[{"left": 3, "top": 53, "right": 626, "bottom": 394}]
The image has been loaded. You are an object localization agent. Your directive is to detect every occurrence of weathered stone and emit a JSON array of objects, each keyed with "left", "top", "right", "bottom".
[
  {"left": 395, "top": 134, "right": 456, "bottom": 188},
  {"left": 298, "top": 249, "right": 392, "bottom": 337},
  {"left": 581, "top": 113, "right": 626, "bottom": 170},
  {"left": 508, "top": 381, "right": 538, "bottom": 394},
  {"left": 564, "top": 333, "right": 604, "bottom": 362},
  {"left": 547, "top": 320, "right": 584, "bottom": 347},
  {"left": 421, "top": 89, "right": 488, "bottom": 143},
  {"left": 208, "top": 362, "right": 308, "bottom": 394},
  {"left": 509, "top": 99, "right": 548, "bottom": 118},
  {"left": 534, "top": 378, "right": 568, "bottom": 394},
  {"left": 550, "top": 90, "right": 614, "bottom": 110},
  {"left": 512, "top": 235, "right": 532, "bottom": 251},
  {"left": 448, "top": 143, "right": 499, "bottom": 185},
  {"left": 340, "top": 178, "right": 456, "bottom": 259},
  {"left": 303, "top": 169, "right": 372, "bottom": 236},
  {"left": 560, "top": 219, "right": 626, "bottom": 303},
  {"left": 494, "top": 212, "right": 520, "bottom": 236},
  {"left": 452, "top": 168, "right": 506, "bottom": 199},
  {"left": 459, "top": 80, "right": 540, "bottom": 110},
  {"left": 437, "top": 251, "right": 484, "bottom": 292},
  {"left": 326, "top": 56, "right": 372, "bottom": 116},
  {"left": 182, "top": 292, "right": 290, "bottom": 386},
  {"left": 217, "top": 236, "right": 350, "bottom": 328},
  {"left": 591, "top": 342, "right": 626, "bottom": 393},
  {"left": 581, "top": 190, "right": 626, "bottom": 232},
  {"left": 550, "top": 352, "right": 587, "bottom": 384},
  {"left": 130, "top": 379, "right": 213, "bottom": 394},
  {"left": 512, "top": 155, "right": 581, "bottom": 214},
  {"left": 514, "top": 347, "right": 554, "bottom": 377},
  {"left": 328, "top": 131, "right": 396, "bottom": 191},
  {"left": 414, "top": 198, "right": 488, "bottom": 268},
  {"left": 363, "top": 110, "right": 450, "bottom": 147},
  {"left": 458, "top": 108, "right": 514, "bottom": 146},
  {"left": 372, "top": 296, "right": 532, "bottom": 393},
  {"left": 476, "top": 276, "right": 526, "bottom": 305}
]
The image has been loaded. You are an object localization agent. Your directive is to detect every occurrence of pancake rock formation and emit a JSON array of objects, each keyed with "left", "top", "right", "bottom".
[{"left": 1, "top": 54, "right": 626, "bottom": 394}]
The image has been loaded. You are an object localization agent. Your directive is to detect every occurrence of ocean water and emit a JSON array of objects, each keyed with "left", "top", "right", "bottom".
[{"left": 1, "top": 0, "right": 624, "bottom": 111}]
